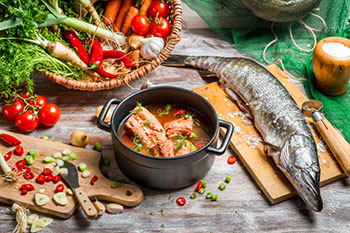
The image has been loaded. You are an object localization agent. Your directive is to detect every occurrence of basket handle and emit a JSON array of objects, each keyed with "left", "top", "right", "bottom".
[{"left": 97, "top": 98, "right": 122, "bottom": 132}]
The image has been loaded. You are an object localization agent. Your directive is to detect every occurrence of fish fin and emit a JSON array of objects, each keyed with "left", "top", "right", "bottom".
[
  {"left": 260, "top": 141, "right": 281, "bottom": 151},
  {"left": 162, "top": 55, "right": 189, "bottom": 67},
  {"left": 224, "top": 87, "right": 253, "bottom": 120},
  {"left": 197, "top": 69, "right": 218, "bottom": 78}
]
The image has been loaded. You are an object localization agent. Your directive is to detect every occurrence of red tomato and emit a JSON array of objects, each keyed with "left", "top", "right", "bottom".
[
  {"left": 38, "top": 103, "right": 60, "bottom": 127},
  {"left": 17, "top": 89, "right": 31, "bottom": 99},
  {"left": 15, "top": 111, "right": 39, "bottom": 132},
  {"left": 148, "top": 0, "right": 170, "bottom": 18},
  {"left": 151, "top": 18, "right": 171, "bottom": 38},
  {"left": 33, "top": 95, "right": 48, "bottom": 107},
  {"left": 2, "top": 99, "right": 25, "bottom": 121},
  {"left": 131, "top": 15, "right": 150, "bottom": 36}
]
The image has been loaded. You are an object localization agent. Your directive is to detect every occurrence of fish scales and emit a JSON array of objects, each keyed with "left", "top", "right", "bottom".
[{"left": 184, "top": 56, "right": 323, "bottom": 211}]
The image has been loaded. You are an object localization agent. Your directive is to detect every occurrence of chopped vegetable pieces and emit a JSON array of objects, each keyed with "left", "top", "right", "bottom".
[
  {"left": 14, "top": 145, "right": 24, "bottom": 156},
  {"left": 198, "top": 188, "right": 205, "bottom": 194},
  {"left": 79, "top": 163, "right": 88, "bottom": 172},
  {"left": 206, "top": 192, "right": 212, "bottom": 199},
  {"left": 225, "top": 176, "right": 232, "bottom": 183},
  {"left": 176, "top": 197, "right": 186, "bottom": 206},
  {"left": 227, "top": 155, "right": 237, "bottom": 165},
  {"left": 91, "top": 175, "right": 98, "bottom": 185},
  {"left": 190, "top": 193, "right": 197, "bottom": 199},
  {"left": 218, "top": 183, "right": 226, "bottom": 191},
  {"left": 111, "top": 181, "right": 119, "bottom": 189},
  {"left": 211, "top": 194, "right": 218, "bottom": 201},
  {"left": 95, "top": 142, "right": 102, "bottom": 152},
  {"left": 55, "top": 184, "right": 64, "bottom": 193},
  {"left": 35, "top": 193, "right": 49, "bottom": 206},
  {"left": 36, "top": 174, "right": 46, "bottom": 184},
  {"left": 23, "top": 171, "right": 35, "bottom": 180},
  {"left": 42, "top": 168, "right": 52, "bottom": 176},
  {"left": 53, "top": 192, "right": 68, "bottom": 206},
  {"left": 43, "top": 156, "right": 54, "bottom": 163}
]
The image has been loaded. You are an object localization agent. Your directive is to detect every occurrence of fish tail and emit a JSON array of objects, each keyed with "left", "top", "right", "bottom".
[{"left": 162, "top": 55, "right": 217, "bottom": 70}]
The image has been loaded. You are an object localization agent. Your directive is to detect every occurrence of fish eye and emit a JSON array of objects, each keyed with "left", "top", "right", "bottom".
[{"left": 312, "top": 165, "right": 320, "bottom": 173}]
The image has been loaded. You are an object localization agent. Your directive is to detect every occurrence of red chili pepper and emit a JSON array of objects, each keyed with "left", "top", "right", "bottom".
[
  {"left": 176, "top": 109, "right": 186, "bottom": 115},
  {"left": 15, "top": 160, "right": 27, "bottom": 169},
  {"left": 25, "top": 167, "right": 31, "bottom": 172},
  {"left": 198, "top": 143, "right": 206, "bottom": 149},
  {"left": 65, "top": 30, "right": 90, "bottom": 65},
  {"left": 14, "top": 145, "right": 24, "bottom": 156},
  {"left": 91, "top": 175, "right": 98, "bottom": 185},
  {"left": 227, "top": 155, "right": 237, "bottom": 165},
  {"left": 21, "top": 184, "right": 35, "bottom": 191},
  {"left": 89, "top": 39, "right": 103, "bottom": 69},
  {"left": 195, "top": 181, "right": 203, "bottom": 192},
  {"left": 103, "top": 50, "right": 132, "bottom": 69},
  {"left": 21, "top": 188, "right": 28, "bottom": 195},
  {"left": 23, "top": 171, "right": 35, "bottom": 180},
  {"left": 4, "top": 151, "right": 12, "bottom": 161},
  {"left": 55, "top": 184, "right": 64, "bottom": 193},
  {"left": 46, "top": 174, "right": 54, "bottom": 182},
  {"left": 0, "top": 133, "right": 21, "bottom": 146},
  {"left": 176, "top": 197, "right": 186, "bottom": 206},
  {"left": 42, "top": 168, "right": 52, "bottom": 176},
  {"left": 36, "top": 174, "right": 46, "bottom": 184},
  {"left": 52, "top": 175, "right": 61, "bottom": 183},
  {"left": 95, "top": 68, "right": 119, "bottom": 78}
]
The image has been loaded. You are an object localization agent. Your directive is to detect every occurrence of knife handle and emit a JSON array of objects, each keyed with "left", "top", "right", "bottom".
[
  {"left": 73, "top": 187, "right": 98, "bottom": 218},
  {"left": 313, "top": 112, "right": 350, "bottom": 176}
]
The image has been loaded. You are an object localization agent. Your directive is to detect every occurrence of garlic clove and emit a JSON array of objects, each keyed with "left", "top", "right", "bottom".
[
  {"left": 35, "top": 193, "right": 49, "bottom": 206},
  {"left": 30, "top": 219, "right": 45, "bottom": 233},
  {"left": 40, "top": 217, "right": 53, "bottom": 227},
  {"left": 53, "top": 192, "right": 68, "bottom": 206},
  {"left": 139, "top": 37, "right": 164, "bottom": 60},
  {"left": 106, "top": 203, "right": 124, "bottom": 214},
  {"left": 28, "top": 214, "right": 39, "bottom": 225}
]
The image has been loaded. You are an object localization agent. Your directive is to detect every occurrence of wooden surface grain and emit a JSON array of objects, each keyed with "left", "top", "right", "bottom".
[{"left": 1, "top": 27, "right": 350, "bottom": 233}]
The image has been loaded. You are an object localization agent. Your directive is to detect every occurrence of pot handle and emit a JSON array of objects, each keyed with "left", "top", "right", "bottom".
[
  {"left": 97, "top": 98, "right": 122, "bottom": 132},
  {"left": 207, "top": 120, "right": 234, "bottom": 155}
]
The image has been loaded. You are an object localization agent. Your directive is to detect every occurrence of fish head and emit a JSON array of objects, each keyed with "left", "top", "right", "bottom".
[{"left": 278, "top": 133, "right": 323, "bottom": 212}]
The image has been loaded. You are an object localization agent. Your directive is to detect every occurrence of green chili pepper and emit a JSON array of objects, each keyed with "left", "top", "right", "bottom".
[
  {"left": 95, "top": 142, "right": 102, "bottom": 152},
  {"left": 61, "top": 156, "right": 70, "bottom": 162},
  {"left": 199, "top": 188, "right": 205, "bottom": 194},
  {"left": 219, "top": 183, "right": 226, "bottom": 191},
  {"left": 190, "top": 192, "right": 197, "bottom": 199},
  {"left": 225, "top": 176, "right": 232, "bottom": 183},
  {"left": 111, "top": 181, "right": 119, "bottom": 189},
  {"left": 206, "top": 192, "right": 212, "bottom": 199},
  {"left": 201, "top": 180, "right": 207, "bottom": 188},
  {"left": 211, "top": 194, "right": 218, "bottom": 201},
  {"left": 28, "top": 148, "right": 37, "bottom": 159},
  {"left": 79, "top": 163, "right": 88, "bottom": 172},
  {"left": 69, "top": 152, "right": 78, "bottom": 160},
  {"left": 25, "top": 155, "right": 34, "bottom": 165}
]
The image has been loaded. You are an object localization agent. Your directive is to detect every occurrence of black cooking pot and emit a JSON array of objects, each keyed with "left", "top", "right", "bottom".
[{"left": 97, "top": 86, "right": 233, "bottom": 190}]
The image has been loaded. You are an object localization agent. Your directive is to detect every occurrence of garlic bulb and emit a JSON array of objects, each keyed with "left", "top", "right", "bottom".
[{"left": 139, "top": 37, "right": 164, "bottom": 60}]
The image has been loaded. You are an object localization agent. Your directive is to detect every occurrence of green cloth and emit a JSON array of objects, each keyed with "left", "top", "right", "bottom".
[{"left": 183, "top": 0, "right": 350, "bottom": 141}]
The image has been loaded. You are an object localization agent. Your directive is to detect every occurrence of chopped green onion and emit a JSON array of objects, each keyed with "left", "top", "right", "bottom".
[
  {"left": 201, "top": 180, "right": 207, "bottom": 188},
  {"left": 28, "top": 148, "right": 37, "bottom": 159},
  {"left": 69, "top": 152, "right": 77, "bottom": 160},
  {"left": 190, "top": 192, "right": 197, "bottom": 199},
  {"left": 79, "top": 163, "right": 88, "bottom": 172},
  {"left": 206, "top": 192, "right": 212, "bottom": 199},
  {"left": 190, "top": 132, "right": 197, "bottom": 138},
  {"left": 41, "top": 135, "right": 50, "bottom": 140},
  {"left": 219, "top": 183, "right": 226, "bottom": 191},
  {"left": 144, "top": 119, "right": 151, "bottom": 126},
  {"left": 111, "top": 181, "right": 119, "bottom": 189},
  {"left": 149, "top": 212, "right": 154, "bottom": 216},
  {"left": 198, "top": 188, "right": 205, "bottom": 194},
  {"left": 25, "top": 155, "right": 34, "bottom": 165},
  {"left": 160, "top": 224, "right": 164, "bottom": 228},
  {"left": 160, "top": 128, "right": 164, "bottom": 133},
  {"left": 55, "top": 140, "right": 62, "bottom": 143},
  {"left": 102, "top": 157, "right": 111, "bottom": 166},
  {"left": 95, "top": 142, "right": 102, "bottom": 152},
  {"left": 225, "top": 176, "right": 232, "bottom": 183},
  {"left": 165, "top": 104, "right": 172, "bottom": 111},
  {"left": 61, "top": 156, "right": 70, "bottom": 162},
  {"left": 43, "top": 156, "right": 54, "bottom": 163},
  {"left": 211, "top": 194, "right": 218, "bottom": 201},
  {"left": 158, "top": 209, "right": 164, "bottom": 216}
]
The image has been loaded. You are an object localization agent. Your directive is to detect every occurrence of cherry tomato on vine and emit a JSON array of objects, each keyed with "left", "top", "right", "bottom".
[
  {"left": 17, "top": 89, "right": 31, "bottom": 99},
  {"left": 29, "top": 95, "right": 48, "bottom": 107},
  {"left": 151, "top": 17, "right": 171, "bottom": 38},
  {"left": 38, "top": 103, "right": 60, "bottom": 127},
  {"left": 131, "top": 15, "right": 151, "bottom": 36},
  {"left": 2, "top": 99, "right": 25, "bottom": 121},
  {"left": 148, "top": 0, "right": 170, "bottom": 18},
  {"left": 15, "top": 111, "right": 39, "bottom": 132}
]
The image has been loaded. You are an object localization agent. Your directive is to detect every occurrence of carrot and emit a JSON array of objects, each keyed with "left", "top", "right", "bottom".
[
  {"left": 103, "top": 0, "right": 123, "bottom": 26},
  {"left": 120, "top": 6, "right": 139, "bottom": 34},
  {"left": 139, "top": 0, "right": 152, "bottom": 15},
  {"left": 113, "top": 0, "right": 134, "bottom": 32}
]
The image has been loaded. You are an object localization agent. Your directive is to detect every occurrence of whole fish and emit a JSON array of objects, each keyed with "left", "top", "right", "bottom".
[{"left": 164, "top": 56, "right": 323, "bottom": 211}]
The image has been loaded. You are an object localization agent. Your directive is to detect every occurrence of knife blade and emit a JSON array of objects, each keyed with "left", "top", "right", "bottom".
[{"left": 60, "top": 161, "right": 97, "bottom": 218}]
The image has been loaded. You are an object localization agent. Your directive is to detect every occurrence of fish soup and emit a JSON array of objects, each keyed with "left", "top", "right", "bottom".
[{"left": 118, "top": 103, "right": 212, "bottom": 157}]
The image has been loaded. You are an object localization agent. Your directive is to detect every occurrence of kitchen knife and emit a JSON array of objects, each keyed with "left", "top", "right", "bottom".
[{"left": 60, "top": 161, "right": 98, "bottom": 218}]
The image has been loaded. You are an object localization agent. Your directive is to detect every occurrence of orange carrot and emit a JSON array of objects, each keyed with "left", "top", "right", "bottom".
[
  {"left": 120, "top": 6, "right": 139, "bottom": 34},
  {"left": 103, "top": 0, "right": 123, "bottom": 26},
  {"left": 113, "top": 0, "right": 134, "bottom": 32},
  {"left": 139, "top": 0, "right": 152, "bottom": 15}
]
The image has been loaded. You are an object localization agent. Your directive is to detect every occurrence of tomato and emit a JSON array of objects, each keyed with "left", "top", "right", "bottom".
[
  {"left": 150, "top": 17, "right": 171, "bottom": 38},
  {"left": 2, "top": 99, "right": 25, "bottom": 121},
  {"left": 32, "top": 95, "right": 48, "bottom": 107},
  {"left": 148, "top": 0, "right": 170, "bottom": 18},
  {"left": 17, "top": 89, "right": 31, "bottom": 99},
  {"left": 38, "top": 103, "right": 60, "bottom": 127},
  {"left": 15, "top": 111, "right": 39, "bottom": 132},
  {"left": 131, "top": 15, "right": 150, "bottom": 36}
]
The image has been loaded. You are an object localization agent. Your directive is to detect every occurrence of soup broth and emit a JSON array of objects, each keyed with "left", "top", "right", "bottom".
[{"left": 118, "top": 103, "right": 212, "bottom": 157}]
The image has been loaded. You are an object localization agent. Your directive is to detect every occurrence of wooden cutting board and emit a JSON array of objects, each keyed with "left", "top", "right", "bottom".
[
  {"left": 0, "top": 130, "right": 143, "bottom": 218},
  {"left": 193, "top": 64, "right": 346, "bottom": 204}
]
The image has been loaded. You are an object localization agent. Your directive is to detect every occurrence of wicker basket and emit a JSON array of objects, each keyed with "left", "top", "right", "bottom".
[{"left": 39, "top": 0, "right": 183, "bottom": 91}]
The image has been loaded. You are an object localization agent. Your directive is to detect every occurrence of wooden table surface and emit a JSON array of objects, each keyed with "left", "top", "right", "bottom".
[{"left": 1, "top": 22, "right": 350, "bottom": 233}]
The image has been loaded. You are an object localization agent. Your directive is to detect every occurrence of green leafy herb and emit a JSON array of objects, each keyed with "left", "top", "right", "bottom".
[
  {"left": 172, "top": 134, "right": 188, "bottom": 152},
  {"left": 132, "top": 132, "right": 144, "bottom": 152},
  {"left": 130, "top": 102, "right": 143, "bottom": 116},
  {"left": 157, "top": 209, "right": 164, "bottom": 216},
  {"left": 144, "top": 119, "right": 151, "bottom": 126},
  {"left": 149, "top": 212, "right": 154, "bottom": 216},
  {"left": 165, "top": 104, "right": 172, "bottom": 111},
  {"left": 160, "top": 224, "right": 164, "bottom": 228},
  {"left": 157, "top": 104, "right": 172, "bottom": 117}
]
